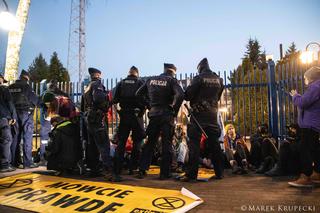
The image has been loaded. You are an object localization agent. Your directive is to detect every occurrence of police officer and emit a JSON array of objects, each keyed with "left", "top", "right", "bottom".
[
  {"left": 181, "top": 58, "right": 224, "bottom": 182},
  {"left": 9, "top": 70, "right": 41, "bottom": 169},
  {"left": 81, "top": 67, "right": 111, "bottom": 176},
  {"left": 112, "top": 66, "right": 147, "bottom": 181},
  {"left": 0, "top": 74, "right": 17, "bottom": 172},
  {"left": 136, "top": 63, "right": 184, "bottom": 179}
]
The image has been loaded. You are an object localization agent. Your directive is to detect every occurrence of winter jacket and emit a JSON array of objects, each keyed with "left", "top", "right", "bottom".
[
  {"left": 46, "top": 120, "right": 81, "bottom": 170},
  {"left": 293, "top": 79, "right": 320, "bottom": 132}
]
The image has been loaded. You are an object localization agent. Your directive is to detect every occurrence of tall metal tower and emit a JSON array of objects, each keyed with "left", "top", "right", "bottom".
[
  {"left": 67, "top": 0, "right": 86, "bottom": 83},
  {"left": 4, "top": 0, "right": 31, "bottom": 81}
]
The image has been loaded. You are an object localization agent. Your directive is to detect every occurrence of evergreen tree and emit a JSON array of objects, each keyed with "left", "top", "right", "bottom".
[
  {"left": 48, "top": 52, "right": 70, "bottom": 82},
  {"left": 27, "top": 53, "right": 49, "bottom": 82},
  {"left": 285, "top": 42, "right": 298, "bottom": 56},
  {"left": 245, "top": 38, "right": 261, "bottom": 65},
  {"left": 244, "top": 38, "right": 267, "bottom": 69}
]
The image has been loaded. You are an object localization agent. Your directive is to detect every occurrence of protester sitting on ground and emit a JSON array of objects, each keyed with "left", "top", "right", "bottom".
[
  {"left": 288, "top": 66, "right": 320, "bottom": 188},
  {"left": 38, "top": 79, "right": 70, "bottom": 166},
  {"left": 172, "top": 125, "right": 188, "bottom": 173},
  {"left": 255, "top": 137, "right": 279, "bottom": 174},
  {"left": 46, "top": 106, "right": 81, "bottom": 175},
  {"left": 249, "top": 123, "right": 270, "bottom": 169},
  {"left": 265, "top": 124, "right": 301, "bottom": 176},
  {"left": 223, "top": 124, "right": 249, "bottom": 174}
]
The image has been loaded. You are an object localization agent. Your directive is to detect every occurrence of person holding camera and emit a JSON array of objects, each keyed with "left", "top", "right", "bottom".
[{"left": 288, "top": 66, "right": 320, "bottom": 188}]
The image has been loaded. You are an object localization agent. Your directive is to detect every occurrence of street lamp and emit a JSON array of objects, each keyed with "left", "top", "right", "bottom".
[
  {"left": 0, "top": 0, "right": 19, "bottom": 31},
  {"left": 300, "top": 42, "right": 320, "bottom": 64}
]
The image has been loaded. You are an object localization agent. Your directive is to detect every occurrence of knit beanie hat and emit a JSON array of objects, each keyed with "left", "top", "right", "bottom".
[{"left": 304, "top": 66, "right": 320, "bottom": 83}]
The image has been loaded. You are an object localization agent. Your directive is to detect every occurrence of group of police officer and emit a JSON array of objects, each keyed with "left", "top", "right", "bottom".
[
  {"left": 0, "top": 57, "right": 224, "bottom": 182},
  {"left": 0, "top": 70, "right": 41, "bottom": 172},
  {"left": 81, "top": 57, "right": 224, "bottom": 182}
]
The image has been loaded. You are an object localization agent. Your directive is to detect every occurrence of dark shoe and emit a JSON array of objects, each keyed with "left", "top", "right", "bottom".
[
  {"left": 26, "top": 163, "right": 39, "bottom": 169},
  {"left": 128, "top": 169, "right": 134, "bottom": 175},
  {"left": 265, "top": 164, "right": 284, "bottom": 177},
  {"left": 256, "top": 162, "right": 268, "bottom": 174},
  {"left": 232, "top": 166, "right": 241, "bottom": 174},
  {"left": 178, "top": 175, "right": 197, "bottom": 182},
  {"left": 230, "top": 160, "right": 240, "bottom": 174},
  {"left": 239, "top": 168, "right": 249, "bottom": 175},
  {"left": 0, "top": 166, "right": 16, "bottom": 172},
  {"left": 136, "top": 170, "right": 146, "bottom": 179}
]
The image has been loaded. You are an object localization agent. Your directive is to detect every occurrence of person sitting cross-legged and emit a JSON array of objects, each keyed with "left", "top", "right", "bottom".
[{"left": 223, "top": 124, "right": 250, "bottom": 174}]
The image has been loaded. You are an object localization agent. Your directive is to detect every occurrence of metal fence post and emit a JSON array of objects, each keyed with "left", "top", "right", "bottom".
[{"left": 267, "top": 60, "right": 279, "bottom": 139}]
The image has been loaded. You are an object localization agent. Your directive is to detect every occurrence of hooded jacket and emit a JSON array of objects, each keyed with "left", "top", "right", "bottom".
[{"left": 293, "top": 79, "right": 320, "bottom": 132}]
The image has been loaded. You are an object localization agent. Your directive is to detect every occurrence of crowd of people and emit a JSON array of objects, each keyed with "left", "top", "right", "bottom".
[{"left": 0, "top": 60, "right": 319, "bottom": 188}]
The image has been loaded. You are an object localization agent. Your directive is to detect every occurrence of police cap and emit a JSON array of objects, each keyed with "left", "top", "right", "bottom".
[
  {"left": 164, "top": 63, "right": 177, "bottom": 73},
  {"left": 197, "top": 58, "right": 210, "bottom": 72},
  {"left": 130, "top": 66, "right": 139, "bottom": 73},
  {"left": 20, "top": 69, "right": 30, "bottom": 78},
  {"left": 88, "top": 67, "right": 102, "bottom": 75}
]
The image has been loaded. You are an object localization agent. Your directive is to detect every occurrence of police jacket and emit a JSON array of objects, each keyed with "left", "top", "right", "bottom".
[
  {"left": 8, "top": 79, "right": 41, "bottom": 111},
  {"left": 113, "top": 75, "right": 146, "bottom": 112},
  {"left": 136, "top": 73, "right": 184, "bottom": 117},
  {"left": 81, "top": 79, "right": 109, "bottom": 112},
  {"left": 185, "top": 69, "right": 224, "bottom": 113},
  {"left": 0, "top": 85, "right": 17, "bottom": 120}
]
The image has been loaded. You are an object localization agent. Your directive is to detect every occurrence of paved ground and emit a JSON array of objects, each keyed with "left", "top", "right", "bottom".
[{"left": 0, "top": 167, "right": 319, "bottom": 213}]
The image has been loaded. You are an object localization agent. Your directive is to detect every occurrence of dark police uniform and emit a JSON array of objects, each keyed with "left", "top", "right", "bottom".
[
  {"left": 184, "top": 58, "right": 224, "bottom": 180},
  {"left": 8, "top": 70, "right": 41, "bottom": 168},
  {"left": 81, "top": 68, "right": 111, "bottom": 173},
  {"left": 112, "top": 67, "right": 147, "bottom": 178},
  {"left": 0, "top": 75, "right": 17, "bottom": 171},
  {"left": 136, "top": 63, "right": 184, "bottom": 179}
]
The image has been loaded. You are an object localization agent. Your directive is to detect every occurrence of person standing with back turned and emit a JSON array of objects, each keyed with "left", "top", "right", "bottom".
[
  {"left": 112, "top": 66, "right": 147, "bottom": 181},
  {"left": 136, "top": 63, "right": 184, "bottom": 180},
  {"left": 181, "top": 58, "right": 224, "bottom": 182},
  {"left": 9, "top": 70, "right": 41, "bottom": 169}
]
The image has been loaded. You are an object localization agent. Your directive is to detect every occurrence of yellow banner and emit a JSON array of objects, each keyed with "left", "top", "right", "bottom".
[
  {"left": 147, "top": 166, "right": 215, "bottom": 181},
  {"left": 0, "top": 173, "right": 203, "bottom": 213}
]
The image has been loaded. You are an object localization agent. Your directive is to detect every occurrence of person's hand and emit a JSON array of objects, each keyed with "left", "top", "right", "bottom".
[
  {"left": 289, "top": 89, "right": 298, "bottom": 97},
  {"left": 9, "top": 119, "right": 16, "bottom": 125}
]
